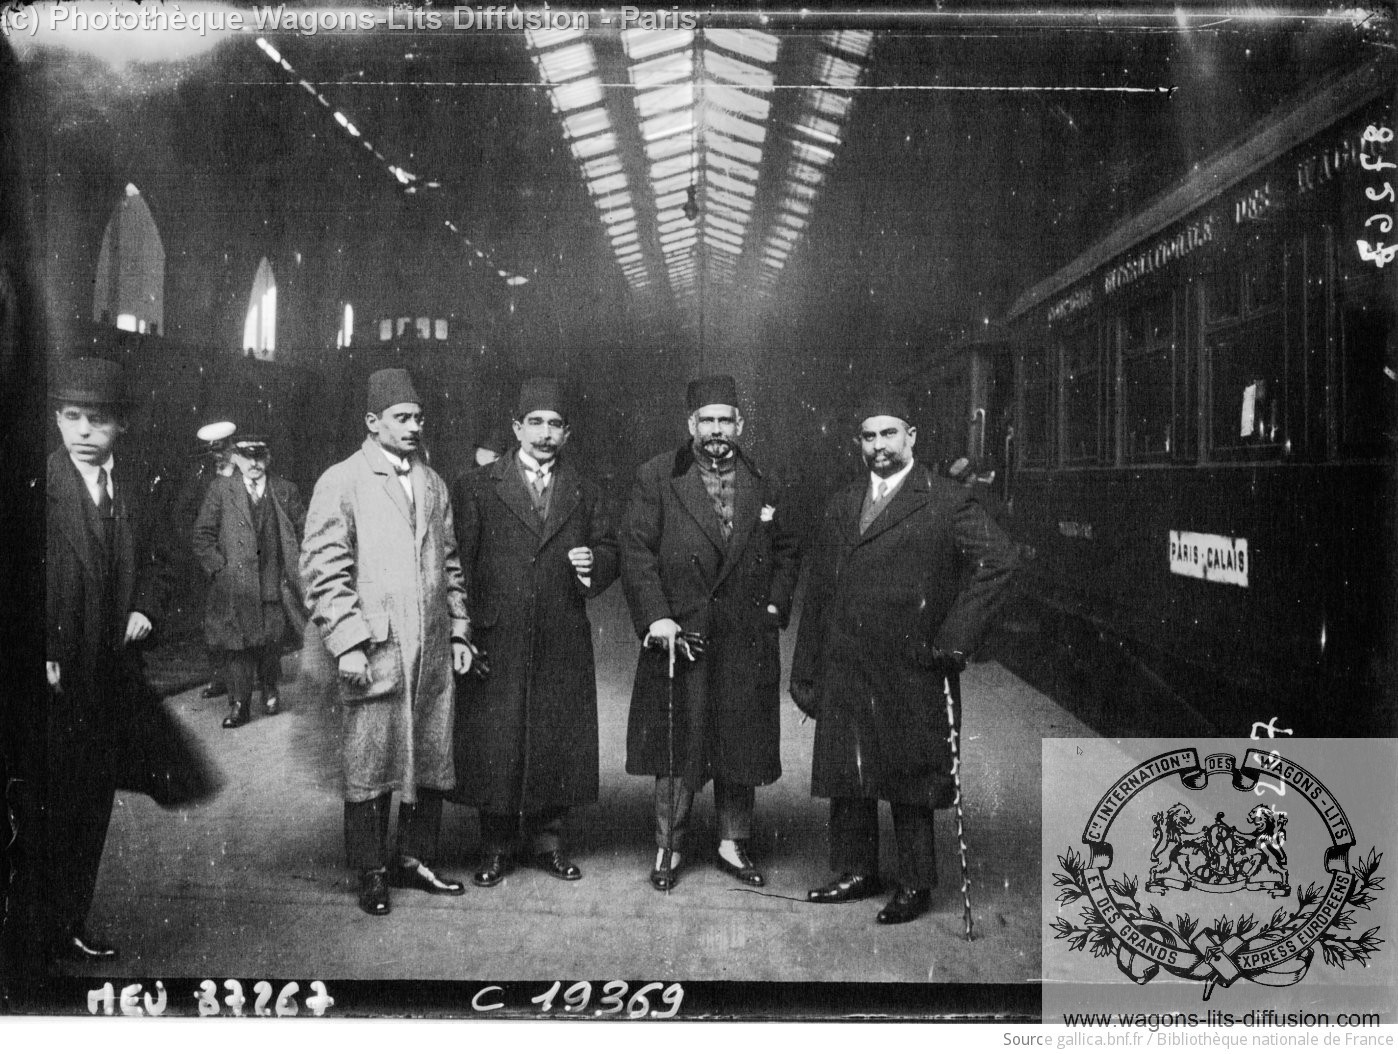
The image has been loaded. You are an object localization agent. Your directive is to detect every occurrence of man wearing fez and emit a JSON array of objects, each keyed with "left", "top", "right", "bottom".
[
  {"left": 193, "top": 431, "right": 307, "bottom": 729},
  {"left": 791, "top": 386, "right": 1017, "bottom": 924},
  {"left": 449, "top": 378, "right": 619, "bottom": 886},
  {"left": 621, "top": 374, "right": 800, "bottom": 891},
  {"left": 44, "top": 358, "right": 175, "bottom": 960},
  {"left": 301, "top": 368, "right": 473, "bottom": 915}
]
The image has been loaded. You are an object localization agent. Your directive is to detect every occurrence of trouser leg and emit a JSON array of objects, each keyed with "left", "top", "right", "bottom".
[
  {"left": 713, "top": 778, "right": 755, "bottom": 842},
  {"left": 526, "top": 807, "right": 567, "bottom": 854},
  {"left": 478, "top": 811, "right": 520, "bottom": 857},
  {"left": 397, "top": 789, "right": 444, "bottom": 867},
  {"left": 226, "top": 649, "right": 257, "bottom": 704},
  {"left": 344, "top": 793, "right": 392, "bottom": 871},
  {"left": 207, "top": 647, "right": 226, "bottom": 691},
  {"left": 890, "top": 802, "right": 938, "bottom": 890},
  {"left": 46, "top": 768, "right": 116, "bottom": 938},
  {"left": 653, "top": 777, "right": 695, "bottom": 852},
  {"left": 256, "top": 642, "right": 281, "bottom": 694},
  {"left": 829, "top": 796, "right": 880, "bottom": 877}
]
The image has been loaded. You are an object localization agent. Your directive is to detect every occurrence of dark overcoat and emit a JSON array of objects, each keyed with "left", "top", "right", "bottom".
[
  {"left": 192, "top": 472, "right": 306, "bottom": 652},
  {"left": 301, "top": 438, "right": 470, "bottom": 803},
  {"left": 790, "top": 462, "right": 1018, "bottom": 806},
  {"left": 448, "top": 452, "right": 619, "bottom": 814},
  {"left": 621, "top": 445, "right": 801, "bottom": 789}
]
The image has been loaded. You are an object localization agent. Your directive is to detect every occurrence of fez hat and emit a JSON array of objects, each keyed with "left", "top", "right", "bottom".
[
  {"left": 515, "top": 377, "right": 567, "bottom": 421},
  {"left": 50, "top": 357, "right": 130, "bottom": 407},
  {"left": 474, "top": 425, "right": 509, "bottom": 455},
  {"left": 686, "top": 374, "right": 739, "bottom": 413},
  {"left": 366, "top": 368, "right": 421, "bottom": 416},
  {"left": 853, "top": 384, "right": 912, "bottom": 428}
]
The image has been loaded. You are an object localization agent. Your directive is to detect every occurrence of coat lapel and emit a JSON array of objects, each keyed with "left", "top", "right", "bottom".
[
  {"left": 49, "top": 453, "right": 103, "bottom": 583},
  {"left": 492, "top": 453, "right": 543, "bottom": 538},
  {"left": 714, "top": 460, "right": 760, "bottom": 590},
  {"left": 539, "top": 460, "right": 581, "bottom": 549},
  {"left": 857, "top": 464, "right": 932, "bottom": 545},
  {"left": 360, "top": 438, "right": 415, "bottom": 529},
  {"left": 671, "top": 464, "right": 727, "bottom": 554}
]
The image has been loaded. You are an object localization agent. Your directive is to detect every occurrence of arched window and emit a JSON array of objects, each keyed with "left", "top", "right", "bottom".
[
  {"left": 93, "top": 183, "right": 164, "bottom": 335},
  {"left": 242, "top": 257, "right": 276, "bottom": 359}
]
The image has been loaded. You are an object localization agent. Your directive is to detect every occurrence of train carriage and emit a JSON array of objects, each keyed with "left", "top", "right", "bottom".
[{"left": 946, "top": 59, "right": 1396, "bottom": 736}]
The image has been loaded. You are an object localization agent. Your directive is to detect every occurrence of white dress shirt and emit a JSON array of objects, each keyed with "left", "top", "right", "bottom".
[{"left": 69, "top": 453, "right": 114, "bottom": 508}]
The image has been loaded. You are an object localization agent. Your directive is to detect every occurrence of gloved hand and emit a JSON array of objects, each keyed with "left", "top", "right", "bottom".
[{"left": 467, "top": 643, "right": 491, "bottom": 680}]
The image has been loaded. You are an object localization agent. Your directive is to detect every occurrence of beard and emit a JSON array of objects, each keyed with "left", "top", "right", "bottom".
[
  {"left": 697, "top": 435, "right": 736, "bottom": 461},
  {"left": 864, "top": 449, "right": 908, "bottom": 477}
]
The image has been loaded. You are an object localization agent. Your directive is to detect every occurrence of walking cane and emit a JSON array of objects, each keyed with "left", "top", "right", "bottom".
[
  {"left": 942, "top": 674, "right": 973, "bottom": 941},
  {"left": 664, "top": 634, "right": 677, "bottom": 897}
]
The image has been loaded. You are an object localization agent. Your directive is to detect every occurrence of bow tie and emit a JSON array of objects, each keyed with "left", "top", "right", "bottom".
[{"left": 394, "top": 461, "right": 411, "bottom": 476}]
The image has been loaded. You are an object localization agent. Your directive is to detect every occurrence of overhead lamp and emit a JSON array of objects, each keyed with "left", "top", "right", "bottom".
[{"left": 682, "top": 184, "right": 700, "bottom": 222}]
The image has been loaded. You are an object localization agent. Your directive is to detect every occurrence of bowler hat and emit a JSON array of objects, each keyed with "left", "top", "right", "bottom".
[
  {"left": 686, "top": 374, "right": 739, "bottom": 413},
  {"left": 366, "top": 368, "right": 421, "bottom": 416},
  {"left": 515, "top": 377, "right": 567, "bottom": 421},
  {"left": 853, "top": 384, "right": 912, "bottom": 428},
  {"left": 50, "top": 357, "right": 130, "bottom": 407}
]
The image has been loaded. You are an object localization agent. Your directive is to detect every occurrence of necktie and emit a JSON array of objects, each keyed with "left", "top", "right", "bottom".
[
  {"left": 531, "top": 469, "right": 549, "bottom": 499},
  {"left": 95, "top": 467, "right": 113, "bottom": 518},
  {"left": 876, "top": 480, "right": 889, "bottom": 503}
]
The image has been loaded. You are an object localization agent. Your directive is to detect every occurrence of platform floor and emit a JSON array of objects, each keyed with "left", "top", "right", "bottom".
[{"left": 68, "top": 588, "right": 1094, "bottom": 985}]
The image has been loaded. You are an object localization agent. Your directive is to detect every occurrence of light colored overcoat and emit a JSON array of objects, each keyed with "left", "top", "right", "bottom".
[{"left": 301, "top": 437, "right": 469, "bottom": 803}]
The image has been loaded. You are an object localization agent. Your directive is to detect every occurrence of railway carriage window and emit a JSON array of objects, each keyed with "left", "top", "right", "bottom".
[
  {"left": 1121, "top": 292, "right": 1174, "bottom": 463},
  {"left": 1021, "top": 347, "right": 1053, "bottom": 468},
  {"left": 1206, "top": 260, "right": 1287, "bottom": 459},
  {"left": 1205, "top": 264, "right": 1242, "bottom": 324},
  {"left": 1336, "top": 270, "right": 1394, "bottom": 457},
  {"left": 1062, "top": 324, "right": 1102, "bottom": 465}
]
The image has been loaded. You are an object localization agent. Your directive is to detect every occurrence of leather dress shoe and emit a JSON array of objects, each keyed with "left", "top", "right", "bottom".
[
  {"left": 358, "top": 869, "right": 391, "bottom": 915},
  {"left": 222, "top": 699, "right": 250, "bottom": 729},
  {"left": 876, "top": 887, "right": 932, "bottom": 925},
  {"left": 473, "top": 853, "right": 511, "bottom": 888},
  {"left": 716, "top": 843, "right": 765, "bottom": 887},
  {"left": 527, "top": 849, "right": 582, "bottom": 881},
  {"left": 390, "top": 861, "right": 465, "bottom": 895},
  {"left": 202, "top": 682, "right": 227, "bottom": 699},
  {"left": 263, "top": 693, "right": 280, "bottom": 716},
  {"left": 650, "top": 849, "right": 681, "bottom": 892},
  {"left": 808, "top": 872, "right": 884, "bottom": 904},
  {"left": 63, "top": 931, "right": 118, "bottom": 961}
]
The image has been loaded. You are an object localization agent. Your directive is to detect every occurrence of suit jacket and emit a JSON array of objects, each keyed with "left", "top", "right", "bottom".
[
  {"left": 193, "top": 472, "right": 306, "bottom": 651},
  {"left": 621, "top": 444, "right": 800, "bottom": 787},
  {"left": 301, "top": 437, "right": 469, "bottom": 802},
  {"left": 791, "top": 461, "right": 1018, "bottom": 803},
  {"left": 448, "top": 451, "right": 619, "bottom": 812}
]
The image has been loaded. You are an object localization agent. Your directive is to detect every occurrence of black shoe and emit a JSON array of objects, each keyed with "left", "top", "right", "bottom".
[
  {"left": 527, "top": 849, "right": 582, "bottom": 881},
  {"left": 716, "top": 843, "right": 765, "bottom": 887},
  {"left": 473, "top": 853, "right": 511, "bottom": 888},
  {"left": 876, "top": 887, "right": 932, "bottom": 925},
  {"left": 808, "top": 872, "right": 884, "bottom": 904},
  {"left": 263, "top": 693, "right": 280, "bottom": 716},
  {"left": 390, "top": 862, "right": 465, "bottom": 896},
  {"left": 358, "top": 869, "right": 391, "bottom": 915},
  {"left": 222, "top": 699, "right": 250, "bottom": 729},
  {"left": 62, "top": 932, "right": 118, "bottom": 961},
  {"left": 202, "top": 682, "right": 227, "bottom": 699},
  {"left": 650, "top": 849, "right": 681, "bottom": 892}
]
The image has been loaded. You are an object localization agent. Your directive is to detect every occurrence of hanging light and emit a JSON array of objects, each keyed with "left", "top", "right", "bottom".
[{"left": 682, "top": 184, "right": 700, "bottom": 222}]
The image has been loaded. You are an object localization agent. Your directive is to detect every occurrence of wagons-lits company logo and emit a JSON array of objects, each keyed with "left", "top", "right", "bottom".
[{"left": 1050, "top": 748, "right": 1385, "bottom": 1000}]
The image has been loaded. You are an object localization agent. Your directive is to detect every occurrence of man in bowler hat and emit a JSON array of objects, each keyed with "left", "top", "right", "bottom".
[
  {"left": 791, "top": 386, "right": 1017, "bottom": 924},
  {"left": 621, "top": 374, "right": 800, "bottom": 890},
  {"left": 43, "top": 357, "right": 176, "bottom": 960},
  {"left": 449, "top": 378, "right": 619, "bottom": 886},
  {"left": 301, "top": 368, "right": 473, "bottom": 915},
  {"left": 193, "top": 431, "right": 306, "bottom": 728}
]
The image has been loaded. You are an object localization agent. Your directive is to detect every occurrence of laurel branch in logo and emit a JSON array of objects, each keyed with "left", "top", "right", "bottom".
[{"left": 1050, "top": 748, "right": 1385, "bottom": 999}]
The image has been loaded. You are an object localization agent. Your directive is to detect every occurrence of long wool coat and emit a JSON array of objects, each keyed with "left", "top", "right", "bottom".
[
  {"left": 621, "top": 444, "right": 800, "bottom": 789},
  {"left": 791, "top": 463, "right": 1018, "bottom": 806},
  {"left": 301, "top": 438, "right": 469, "bottom": 803},
  {"left": 448, "top": 453, "right": 619, "bottom": 814},
  {"left": 192, "top": 472, "right": 306, "bottom": 652}
]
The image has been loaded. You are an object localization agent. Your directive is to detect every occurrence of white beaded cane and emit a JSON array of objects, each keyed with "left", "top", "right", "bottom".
[{"left": 942, "top": 674, "right": 973, "bottom": 941}]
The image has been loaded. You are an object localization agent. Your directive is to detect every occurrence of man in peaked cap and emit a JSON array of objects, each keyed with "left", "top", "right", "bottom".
[
  {"left": 43, "top": 357, "right": 178, "bottom": 961},
  {"left": 192, "top": 429, "right": 306, "bottom": 729},
  {"left": 791, "top": 384, "right": 1018, "bottom": 925},
  {"left": 449, "top": 377, "right": 619, "bottom": 887},
  {"left": 621, "top": 374, "right": 801, "bottom": 891},
  {"left": 301, "top": 367, "right": 473, "bottom": 915}
]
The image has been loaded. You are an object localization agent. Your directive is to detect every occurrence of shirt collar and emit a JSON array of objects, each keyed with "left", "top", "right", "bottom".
[
  {"left": 69, "top": 452, "right": 114, "bottom": 485},
  {"left": 377, "top": 445, "right": 411, "bottom": 475},
  {"left": 517, "top": 449, "right": 553, "bottom": 478},
  {"left": 870, "top": 458, "right": 916, "bottom": 495}
]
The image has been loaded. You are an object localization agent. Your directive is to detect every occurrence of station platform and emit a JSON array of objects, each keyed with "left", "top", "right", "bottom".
[{"left": 64, "top": 588, "right": 1094, "bottom": 987}]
